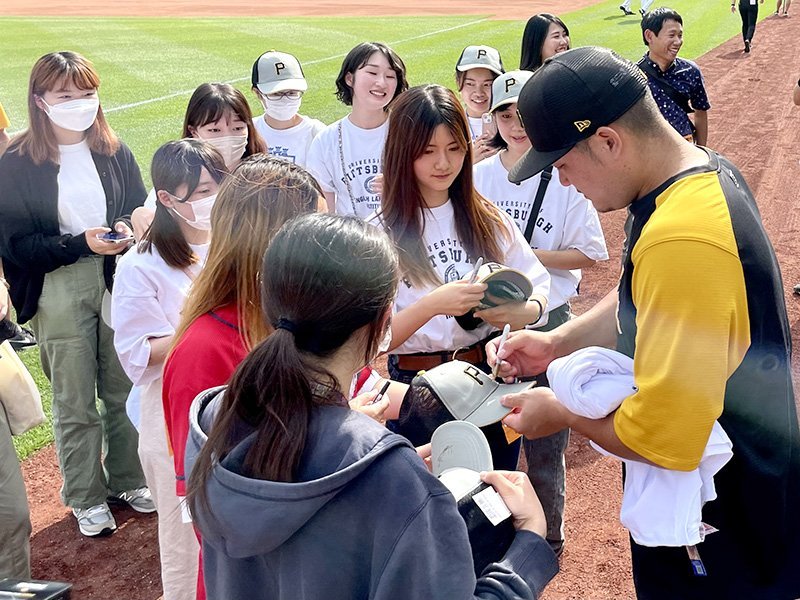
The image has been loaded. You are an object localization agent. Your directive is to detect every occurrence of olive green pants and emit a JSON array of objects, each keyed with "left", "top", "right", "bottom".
[
  {"left": 0, "top": 402, "right": 31, "bottom": 578},
  {"left": 32, "top": 256, "right": 144, "bottom": 509}
]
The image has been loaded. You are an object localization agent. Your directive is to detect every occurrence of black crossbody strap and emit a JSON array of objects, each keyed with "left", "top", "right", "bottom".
[
  {"left": 523, "top": 166, "right": 553, "bottom": 244},
  {"left": 637, "top": 58, "right": 694, "bottom": 116}
]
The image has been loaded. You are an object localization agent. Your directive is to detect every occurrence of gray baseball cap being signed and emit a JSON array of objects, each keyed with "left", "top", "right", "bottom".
[
  {"left": 416, "top": 360, "right": 533, "bottom": 428},
  {"left": 509, "top": 46, "right": 648, "bottom": 184}
]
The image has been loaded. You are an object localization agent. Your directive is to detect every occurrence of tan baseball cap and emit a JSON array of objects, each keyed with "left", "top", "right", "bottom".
[
  {"left": 456, "top": 45, "right": 504, "bottom": 76},
  {"left": 490, "top": 70, "right": 534, "bottom": 113},
  {"left": 251, "top": 51, "right": 308, "bottom": 95}
]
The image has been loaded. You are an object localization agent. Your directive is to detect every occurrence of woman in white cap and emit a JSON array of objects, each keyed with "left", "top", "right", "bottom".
[
  {"left": 250, "top": 51, "right": 325, "bottom": 169},
  {"left": 305, "top": 42, "right": 408, "bottom": 219},
  {"left": 473, "top": 70, "right": 608, "bottom": 556},
  {"left": 454, "top": 45, "right": 505, "bottom": 163}
]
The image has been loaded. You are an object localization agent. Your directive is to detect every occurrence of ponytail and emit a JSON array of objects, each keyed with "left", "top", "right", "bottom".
[{"left": 187, "top": 213, "right": 398, "bottom": 519}]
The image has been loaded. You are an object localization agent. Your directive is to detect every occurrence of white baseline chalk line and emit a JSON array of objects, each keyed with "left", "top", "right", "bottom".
[{"left": 103, "top": 17, "right": 490, "bottom": 114}]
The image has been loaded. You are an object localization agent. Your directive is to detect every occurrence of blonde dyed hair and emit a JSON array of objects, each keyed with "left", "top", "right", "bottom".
[{"left": 173, "top": 155, "right": 323, "bottom": 352}]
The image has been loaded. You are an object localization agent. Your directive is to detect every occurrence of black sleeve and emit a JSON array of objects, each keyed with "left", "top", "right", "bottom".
[
  {"left": 0, "top": 151, "right": 89, "bottom": 273},
  {"left": 111, "top": 142, "right": 147, "bottom": 228}
]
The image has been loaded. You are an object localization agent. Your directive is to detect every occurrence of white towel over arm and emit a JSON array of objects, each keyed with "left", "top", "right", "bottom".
[{"left": 546, "top": 346, "right": 733, "bottom": 547}]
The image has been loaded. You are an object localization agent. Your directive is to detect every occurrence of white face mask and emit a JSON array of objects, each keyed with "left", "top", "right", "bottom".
[
  {"left": 264, "top": 96, "right": 302, "bottom": 122},
  {"left": 169, "top": 193, "right": 217, "bottom": 231},
  {"left": 41, "top": 97, "right": 100, "bottom": 132},
  {"left": 202, "top": 135, "right": 247, "bottom": 168}
]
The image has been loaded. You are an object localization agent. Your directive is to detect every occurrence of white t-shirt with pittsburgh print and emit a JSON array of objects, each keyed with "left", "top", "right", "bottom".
[
  {"left": 473, "top": 153, "right": 608, "bottom": 311},
  {"left": 372, "top": 200, "right": 551, "bottom": 355},
  {"left": 305, "top": 116, "right": 387, "bottom": 219},
  {"left": 253, "top": 114, "right": 325, "bottom": 169}
]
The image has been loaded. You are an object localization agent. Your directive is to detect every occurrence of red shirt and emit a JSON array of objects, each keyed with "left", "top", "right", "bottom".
[{"left": 162, "top": 303, "right": 249, "bottom": 497}]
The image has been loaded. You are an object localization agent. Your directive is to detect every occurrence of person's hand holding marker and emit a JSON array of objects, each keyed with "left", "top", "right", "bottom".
[{"left": 486, "top": 329, "right": 560, "bottom": 382}]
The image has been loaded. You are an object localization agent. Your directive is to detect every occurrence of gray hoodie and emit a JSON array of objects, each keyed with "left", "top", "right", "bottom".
[{"left": 185, "top": 387, "right": 558, "bottom": 599}]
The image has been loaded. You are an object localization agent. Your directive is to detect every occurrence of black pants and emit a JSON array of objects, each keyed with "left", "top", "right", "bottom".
[{"left": 739, "top": 2, "right": 759, "bottom": 42}]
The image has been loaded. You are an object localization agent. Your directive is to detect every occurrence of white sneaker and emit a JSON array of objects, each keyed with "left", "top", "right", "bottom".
[
  {"left": 109, "top": 486, "right": 157, "bottom": 514},
  {"left": 72, "top": 503, "right": 117, "bottom": 537}
]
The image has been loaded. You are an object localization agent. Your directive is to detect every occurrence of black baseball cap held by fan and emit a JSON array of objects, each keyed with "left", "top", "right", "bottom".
[{"left": 508, "top": 46, "right": 648, "bottom": 184}]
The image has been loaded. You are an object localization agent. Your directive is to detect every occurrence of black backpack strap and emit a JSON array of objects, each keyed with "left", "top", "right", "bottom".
[{"left": 523, "top": 166, "right": 553, "bottom": 244}]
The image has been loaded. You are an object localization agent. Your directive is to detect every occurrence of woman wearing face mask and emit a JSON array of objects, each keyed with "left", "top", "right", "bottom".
[
  {"left": 251, "top": 51, "right": 325, "bottom": 169},
  {"left": 182, "top": 82, "right": 266, "bottom": 170},
  {"left": 519, "top": 14, "right": 571, "bottom": 71},
  {"left": 0, "top": 51, "right": 152, "bottom": 538},
  {"left": 110, "top": 139, "right": 226, "bottom": 600},
  {"left": 306, "top": 42, "right": 408, "bottom": 219}
]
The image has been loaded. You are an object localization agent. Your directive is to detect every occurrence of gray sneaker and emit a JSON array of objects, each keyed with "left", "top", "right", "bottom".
[
  {"left": 109, "top": 486, "right": 156, "bottom": 513},
  {"left": 72, "top": 503, "right": 117, "bottom": 537}
]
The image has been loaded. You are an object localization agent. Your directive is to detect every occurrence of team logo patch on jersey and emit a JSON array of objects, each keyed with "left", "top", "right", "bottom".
[{"left": 574, "top": 120, "right": 591, "bottom": 132}]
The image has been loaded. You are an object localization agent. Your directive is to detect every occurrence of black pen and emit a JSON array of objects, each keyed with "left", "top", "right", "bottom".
[{"left": 370, "top": 380, "right": 391, "bottom": 405}]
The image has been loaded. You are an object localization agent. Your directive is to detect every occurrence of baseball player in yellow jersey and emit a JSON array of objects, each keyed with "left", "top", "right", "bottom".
[{"left": 487, "top": 47, "right": 800, "bottom": 599}]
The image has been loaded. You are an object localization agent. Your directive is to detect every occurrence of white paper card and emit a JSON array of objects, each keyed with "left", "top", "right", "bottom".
[{"left": 473, "top": 487, "right": 512, "bottom": 526}]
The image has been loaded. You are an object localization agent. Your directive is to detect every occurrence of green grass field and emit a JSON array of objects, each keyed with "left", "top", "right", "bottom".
[{"left": 3, "top": 0, "right": 755, "bottom": 459}]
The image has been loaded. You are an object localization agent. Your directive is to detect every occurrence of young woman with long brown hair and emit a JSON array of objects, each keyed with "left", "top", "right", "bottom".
[
  {"left": 184, "top": 212, "right": 557, "bottom": 599},
  {"left": 0, "top": 51, "right": 151, "bottom": 537},
  {"left": 163, "top": 155, "right": 323, "bottom": 506},
  {"left": 375, "top": 84, "right": 551, "bottom": 470},
  {"left": 162, "top": 155, "right": 323, "bottom": 599}
]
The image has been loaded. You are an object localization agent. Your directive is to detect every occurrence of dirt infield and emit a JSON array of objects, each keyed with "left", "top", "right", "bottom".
[
  {"left": 1, "top": 0, "right": 602, "bottom": 19},
  {"left": 17, "top": 2, "right": 800, "bottom": 599}
]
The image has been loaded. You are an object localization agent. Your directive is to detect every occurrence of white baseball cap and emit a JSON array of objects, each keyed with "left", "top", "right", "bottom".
[
  {"left": 251, "top": 51, "right": 308, "bottom": 95},
  {"left": 456, "top": 45, "right": 504, "bottom": 76},
  {"left": 490, "top": 70, "right": 534, "bottom": 113},
  {"left": 416, "top": 360, "right": 534, "bottom": 428},
  {"left": 432, "top": 421, "right": 494, "bottom": 480}
]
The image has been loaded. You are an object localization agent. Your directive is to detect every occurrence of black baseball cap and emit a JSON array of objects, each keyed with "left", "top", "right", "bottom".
[{"left": 509, "top": 46, "right": 648, "bottom": 184}]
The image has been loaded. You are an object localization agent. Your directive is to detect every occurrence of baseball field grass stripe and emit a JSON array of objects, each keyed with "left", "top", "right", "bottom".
[{"left": 103, "top": 17, "right": 491, "bottom": 115}]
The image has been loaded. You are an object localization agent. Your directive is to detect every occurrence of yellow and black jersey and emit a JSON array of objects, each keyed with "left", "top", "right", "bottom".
[{"left": 617, "top": 149, "right": 800, "bottom": 596}]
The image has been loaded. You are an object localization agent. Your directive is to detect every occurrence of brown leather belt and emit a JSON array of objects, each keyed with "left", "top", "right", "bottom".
[{"left": 396, "top": 342, "right": 488, "bottom": 372}]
